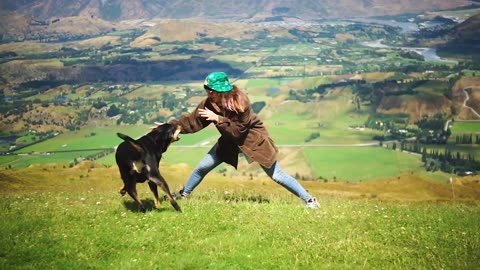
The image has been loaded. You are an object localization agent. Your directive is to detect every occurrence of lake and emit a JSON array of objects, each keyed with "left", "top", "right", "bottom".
[{"left": 361, "top": 39, "right": 457, "bottom": 63}]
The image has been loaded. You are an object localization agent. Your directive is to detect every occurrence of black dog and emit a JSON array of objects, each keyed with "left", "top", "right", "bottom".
[{"left": 115, "top": 123, "right": 182, "bottom": 213}]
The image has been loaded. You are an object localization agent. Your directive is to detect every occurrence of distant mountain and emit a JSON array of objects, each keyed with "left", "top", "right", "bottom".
[
  {"left": 440, "top": 12, "right": 480, "bottom": 55},
  {"left": 0, "top": 12, "right": 117, "bottom": 42},
  {"left": 1, "top": 0, "right": 476, "bottom": 42},
  {"left": 0, "top": 9, "right": 29, "bottom": 41},
  {"left": 0, "top": 0, "right": 476, "bottom": 21}
]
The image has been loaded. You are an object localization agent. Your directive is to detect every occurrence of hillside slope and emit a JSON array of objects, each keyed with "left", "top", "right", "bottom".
[
  {"left": 439, "top": 12, "right": 480, "bottom": 55},
  {"left": 1, "top": 162, "right": 479, "bottom": 202}
]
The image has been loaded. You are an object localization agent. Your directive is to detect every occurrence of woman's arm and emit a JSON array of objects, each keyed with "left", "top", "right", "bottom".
[
  {"left": 215, "top": 107, "right": 253, "bottom": 142},
  {"left": 169, "top": 99, "right": 211, "bottom": 134}
]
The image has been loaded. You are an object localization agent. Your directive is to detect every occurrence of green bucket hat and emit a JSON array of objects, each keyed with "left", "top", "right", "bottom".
[{"left": 204, "top": 72, "right": 233, "bottom": 92}]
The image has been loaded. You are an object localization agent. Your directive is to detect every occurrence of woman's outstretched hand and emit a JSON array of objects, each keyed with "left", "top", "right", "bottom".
[{"left": 198, "top": 108, "right": 219, "bottom": 122}]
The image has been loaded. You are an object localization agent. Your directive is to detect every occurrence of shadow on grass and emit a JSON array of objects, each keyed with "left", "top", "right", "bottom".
[{"left": 122, "top": 198, "right": 170, "bottom": 213}]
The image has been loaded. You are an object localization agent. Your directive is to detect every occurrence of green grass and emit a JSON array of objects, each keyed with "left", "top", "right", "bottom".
[
  {"left": 304, "top": 147, "right": 424, "bottom": 181},
  {"left": 245, "top": 78, "right": 281, "bottom": 88},
  {"left": 98, "top": 144, "right": 431, "bottom": 182},
  {"left": 174, "top": 125, "right": 219, "bottom": 146},
  {"left": 265, "top": 108, "right": 318, "bottom": 144},
  {"left": 450, "top": 121, "right": 480, "bottom": 133},
  {"left": 0, "top": 189, "right": 478, "bottom": 269},
  {"left": 1, "top": 125, "right": 222, "bottom": 169},
  {"left": 96, "top": 146, "right": 215, "bottom": 169},
  {"left": 0, "top": 125, "right": 154, "bottom": 168},
  {"left": 15, "top": 124, "right": 151, "bottom": 153},
  {"left": 0, "top": 151, "right": 103, "bottom": 168},
  {"left": 0, "top": 143, "right": 11, "bottom": 152},
  {"left": 275, "top": 44, "right": 323, "bottom": 57},
  {"left": 264, "top": 96, "right": 377, "bottom": 145},
  {"left": 94, "top": 124, "right": 243, "bottom": 169}
]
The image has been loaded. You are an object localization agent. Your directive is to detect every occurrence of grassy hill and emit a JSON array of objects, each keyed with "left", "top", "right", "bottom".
[
  {"left": 1, "top": 160, "right": 479, "bottom": 203},
  {"left": 0, "top": 162, "right": 479, "bottom": 269}
]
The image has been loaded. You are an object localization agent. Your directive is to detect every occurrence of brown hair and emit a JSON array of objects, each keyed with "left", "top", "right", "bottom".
[{"left": 219, "top": 85, "right": 250, "bottom": 114}]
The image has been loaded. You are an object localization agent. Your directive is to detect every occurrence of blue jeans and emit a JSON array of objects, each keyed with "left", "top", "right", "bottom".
[{"left": 182, "top": 145, "right": 313, "bottom": 202}]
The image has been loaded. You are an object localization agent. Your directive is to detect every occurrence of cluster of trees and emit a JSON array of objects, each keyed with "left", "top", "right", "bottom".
[
  {"left": 288, "top": 23, "right": 400, "bottom": 43},
  {"left": 305, "top": 132, "right": 320, "bottom": 143},
  {"left": 69, "top": 148, "right": 116, "bottom": 167},
  {"left": 388, "top": 141, "right": 479, "bottom": 175},
  {"left": 415, "top": 114, "right": 451, "bottom": 144},
  {"left": 422, "top": 148, "right": 479, "bottom": 175},
  {"left": 0, "top": 132, "right": 56, "bottom": 153},
  {"left": 453, "top": 134, "right": 480, "bottom": 144},
  {"left": 288, "top": 80, "right": 365, "bottom": 102}
]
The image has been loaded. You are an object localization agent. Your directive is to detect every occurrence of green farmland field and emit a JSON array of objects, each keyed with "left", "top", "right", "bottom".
[
  {"left": 15, "top": 124, "right": 151, "bottom": 153},
  {"left": 1, "top": 151, "right": 103, "bottom": 168},
  {"left": 450, "top": 121, "right": 480, "bottom": 133},
  {"left": 1, "top": 124, "right": 221, "bottom": 169},
  {"left": 304, "top": 146, "right": 427, "bottom": 181},
  {"left": 1, "top": 124, "right": 151, "bottom": 168},
  {"left": 264, "top": 96, "right": 377, "bottom": 145},
  {"left": 98, "top": 145, "right": 436, "bottom": 184}
]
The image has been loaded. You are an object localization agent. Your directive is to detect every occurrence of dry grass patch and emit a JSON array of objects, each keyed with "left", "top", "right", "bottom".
[
  {"left": 361, "top": 72, "right": 396, "bottom": 82},
  {"left": 68, "top": 35, "right": 121, "bottom": 49},
  {"left": 1, "top": 162, "right": 479, "bottom": 204},
  {"left": 377, "top": 95, "right": 452, "bottom": 122},
  {"left": 132, "top": 19, "right": 261, "bottom": 45},
  {"left": 316, "top": 174, "right": 480, "bottom": 202},
  {"left": 0, "top": 41, "right": 63, "bottom": 54}
]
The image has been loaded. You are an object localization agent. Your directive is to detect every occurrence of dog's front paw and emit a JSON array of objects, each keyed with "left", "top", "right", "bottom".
[
  {"left": 119, "top": 188, "right": 126, "bottom": 196},
  {"left": 172, "top": 201, "right": 182, "bottom": 213}
]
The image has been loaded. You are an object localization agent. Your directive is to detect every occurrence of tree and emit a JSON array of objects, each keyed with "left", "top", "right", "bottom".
[{"left": 106, "top": 104, "right": 121, "bottom": 117}]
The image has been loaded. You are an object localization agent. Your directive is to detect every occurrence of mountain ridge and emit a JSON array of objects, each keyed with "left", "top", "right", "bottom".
[
  {"left": 1, "top": 0, "right": 476, "bottom": 21},
  {"left": 1, "top": 0, "right": 477, "bottom": 42}
]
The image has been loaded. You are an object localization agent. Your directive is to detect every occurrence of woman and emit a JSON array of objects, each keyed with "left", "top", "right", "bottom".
[{"left": 167, "top": 71, "right": 319, "bottom": 208}]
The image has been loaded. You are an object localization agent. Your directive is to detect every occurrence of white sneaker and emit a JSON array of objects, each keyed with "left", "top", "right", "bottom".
[
  {"left": 172, "top": 189, "right": 190, "bottom": 200},
  {"left": 306, "top": 197, "right": 320, "bottom": 209}
]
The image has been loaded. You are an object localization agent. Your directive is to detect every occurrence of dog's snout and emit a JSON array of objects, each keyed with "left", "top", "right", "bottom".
[{"left": 172, "top": 125, "right": 182, "bottom": 141}]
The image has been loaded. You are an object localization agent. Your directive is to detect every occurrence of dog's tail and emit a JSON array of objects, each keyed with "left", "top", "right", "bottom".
[{"left": 117, "top": 133, "right": 145, "bottom": 156}]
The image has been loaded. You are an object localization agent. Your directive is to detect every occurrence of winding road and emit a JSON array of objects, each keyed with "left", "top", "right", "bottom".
[{"left": 462, "top": 86, "right": 480, "bottom": 118}]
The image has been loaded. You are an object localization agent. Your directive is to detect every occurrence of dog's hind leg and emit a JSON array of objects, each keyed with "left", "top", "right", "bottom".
[
  {"left": 119, "top": 185, "right": 126, "bottom": 196},
  {"left": 125, "top": 183, "right": 145, "bottom": 213},
  {"left": 118, "top": 169, "right": 129, "bottom": 196},
  {"left": 148, "top": 181, "right": 161, "bottom": 209},
  {"left": 149, "top": 174, "right": 181, "bottom": 212}
]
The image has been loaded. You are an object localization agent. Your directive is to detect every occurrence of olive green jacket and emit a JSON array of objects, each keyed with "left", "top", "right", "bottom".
[{"left": 170, "top": 98, "right": 278, "bottom": 169}]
